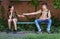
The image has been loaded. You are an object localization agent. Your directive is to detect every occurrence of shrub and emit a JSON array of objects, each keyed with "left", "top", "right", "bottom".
[{"left": 54, "top": 0, "right": 60, "bottom": 9}]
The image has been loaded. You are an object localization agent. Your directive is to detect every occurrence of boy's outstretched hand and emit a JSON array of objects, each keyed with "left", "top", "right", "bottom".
[{"left": 18, "top": 15, "right": 25, "bottom": 17}]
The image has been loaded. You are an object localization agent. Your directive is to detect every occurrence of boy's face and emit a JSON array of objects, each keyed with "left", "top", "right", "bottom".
[{"left": 42, "top": 5, "right": 47, "bottom": 10}]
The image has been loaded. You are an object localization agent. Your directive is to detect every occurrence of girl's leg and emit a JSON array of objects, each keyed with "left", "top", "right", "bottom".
[
  {"left": 13, "top": 18, "right": 17, "bottom": 31},
  {"left": 8, "top": 19, "right": 12, "bottom": 29},
  {"left": 7, "top": 19, "right": 12, "bottom": 33}
]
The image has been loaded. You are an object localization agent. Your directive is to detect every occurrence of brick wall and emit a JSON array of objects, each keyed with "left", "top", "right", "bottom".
[{"left": 0, "top": 0, "right": 60, "bottom": 21}]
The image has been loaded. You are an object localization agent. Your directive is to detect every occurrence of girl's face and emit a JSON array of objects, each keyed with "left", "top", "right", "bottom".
[
  {"left": 42, "top": 5, "right": 47, "bottom": 10},
  {"left": 11, "top": 6, "right": 14, "bottom": 11}
]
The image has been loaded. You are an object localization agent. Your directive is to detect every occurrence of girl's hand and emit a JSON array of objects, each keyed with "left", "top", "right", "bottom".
[
  {"left": 9, "top": 15, "right": 12, "bottom": 19},
  {"left": 18, "top": 15, "right": 25, "bottom": 17}
]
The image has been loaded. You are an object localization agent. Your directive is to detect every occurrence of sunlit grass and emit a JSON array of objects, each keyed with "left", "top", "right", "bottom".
[{"left": 0, "top": 33, "right": 60, "bottom": 39}]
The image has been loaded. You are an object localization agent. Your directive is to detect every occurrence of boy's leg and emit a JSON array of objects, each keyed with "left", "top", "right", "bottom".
[
  {"left": 46, "top": 19, "right": 52, "bottom": 33},
  {"left": 35, "top": 19, "right": 42, "bottom": 32}
]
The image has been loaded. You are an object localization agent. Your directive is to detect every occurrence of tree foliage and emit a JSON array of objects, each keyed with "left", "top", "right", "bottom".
[
  {"left": 31, "top": 0, "right": 39, "bottom": 7},
  {"left": 54, "top": 0, "right": 60, "bottom": 9}
]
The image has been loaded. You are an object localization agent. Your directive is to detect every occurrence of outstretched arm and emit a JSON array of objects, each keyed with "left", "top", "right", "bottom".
[
  {"left": 23, "top": 10, "right": 41, "bottom": 15},
  {"left": 18, "top": 15, "right": 25, "bottom": 17}
]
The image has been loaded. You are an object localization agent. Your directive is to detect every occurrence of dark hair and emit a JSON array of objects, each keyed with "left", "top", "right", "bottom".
[
  {"left": 8, "top": 4, "right": 14, "bottom": 12},
  {"left": 8, "top": 4, "right": 14, "bottom": 8},
  {"left": 41, "top": 3, "right": 49, "bottom": 10},
  {"left": 42, "top": 3, "right": 48, "bottom": 6},
  {"left": 9, "top": 5, "right": 11, "bottom": 8}
]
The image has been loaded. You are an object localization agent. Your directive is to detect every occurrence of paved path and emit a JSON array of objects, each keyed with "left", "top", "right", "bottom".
[{"left": 0, "top": 31, "right": 35, "bottom": 37}]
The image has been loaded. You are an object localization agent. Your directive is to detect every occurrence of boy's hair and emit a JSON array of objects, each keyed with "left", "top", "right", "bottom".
[{"left": 42, "top": 3, "right": 48, "bottom": 7}]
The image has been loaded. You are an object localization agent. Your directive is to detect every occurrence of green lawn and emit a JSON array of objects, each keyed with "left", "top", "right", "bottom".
[{"left": 0, "top": 32, "right": 60, "bottom": 39}]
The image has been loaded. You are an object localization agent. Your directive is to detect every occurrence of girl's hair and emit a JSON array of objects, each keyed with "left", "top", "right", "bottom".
[
  {"left": 8, "top": 4, "right": 14, "bottom": 11},
  {"left": 8, "top": 4, "right": 14, "bottom": 8},
  {"left": 9, "top": 5, "right": 11, "bottom": 8}
]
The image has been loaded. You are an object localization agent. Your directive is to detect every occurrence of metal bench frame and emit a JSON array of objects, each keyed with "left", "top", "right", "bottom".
[
  {"left": 17, "top": 22, "right": 35, "bottom": 24},
  {"left": 17, "top": 22, "right": 46, "bottom": 25}
]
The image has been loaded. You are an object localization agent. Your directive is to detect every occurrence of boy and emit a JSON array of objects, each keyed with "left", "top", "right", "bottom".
[{"left": 23, "top": 3, "right": 52, "bottom": 33}]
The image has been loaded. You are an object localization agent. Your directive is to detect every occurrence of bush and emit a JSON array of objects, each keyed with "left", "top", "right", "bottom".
[
  {"left": 0, "top": 17, "right": 60, "bottom": 33},
  {"left": 0, "top": 5, "right": 7, "bottom": 32},
  {"left": 54, "top": 0, "right": 60, "bottom": 9},
  {"left": 0, "top": 19, "right": 7, "bottom": 32}
]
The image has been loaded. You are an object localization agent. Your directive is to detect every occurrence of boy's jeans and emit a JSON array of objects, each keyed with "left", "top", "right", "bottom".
[{"left": 35, "top": 19, "right": 52, "bottom": 32}]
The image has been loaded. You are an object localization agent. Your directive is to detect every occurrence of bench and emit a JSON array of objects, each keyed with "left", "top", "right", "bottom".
[
  {"left": 17, "top": 22, "right": 35, "bottom": 24},
  {"left": 17, "top": 22, "right": 46, "bottom": 25}
]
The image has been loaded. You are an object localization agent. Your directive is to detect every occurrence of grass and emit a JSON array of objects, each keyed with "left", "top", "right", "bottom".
[{"left": 0, "top": 32, "right": 60, "bottom": 39}]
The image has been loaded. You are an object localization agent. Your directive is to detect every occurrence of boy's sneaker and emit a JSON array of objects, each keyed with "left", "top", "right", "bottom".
[
  {"left": 6, "top": 29, "right": 11, "bottom": 33},
  {"left": 47, "top": 31, "right": 51, "bottom": 34},
  {"left": 37, "top": 31, "right": 42, "bottom": 34},
  {"left": 13, "top": 30, "right": 17, "bottom": 34}
]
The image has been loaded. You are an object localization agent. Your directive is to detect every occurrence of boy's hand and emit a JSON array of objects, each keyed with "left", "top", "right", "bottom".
[
  {"left": 23, "top": 13, "right": 28, "bottom": 15},
  {"left": 23, "top": 13, "right": 33, "bottom": 15}
]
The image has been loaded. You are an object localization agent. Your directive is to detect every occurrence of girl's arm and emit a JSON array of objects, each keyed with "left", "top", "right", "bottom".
[
  {"left": 18, "top": 15, "right": 25, "bottom": 17},
  {"left": 9, "top": 14, "right": 12, "bottom": 19}
]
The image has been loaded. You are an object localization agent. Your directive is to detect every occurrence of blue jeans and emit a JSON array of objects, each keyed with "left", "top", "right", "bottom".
[{"left": 35, "top": 19, "right": 52, "bottom": 32}]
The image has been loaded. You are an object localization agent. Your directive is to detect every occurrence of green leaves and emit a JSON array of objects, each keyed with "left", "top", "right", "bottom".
[
  {"left": 31, "top": 0, "right": 39, "bottom": 7},
  {"left": 54, "top": 0, "right": 60, "bottom": 9}
]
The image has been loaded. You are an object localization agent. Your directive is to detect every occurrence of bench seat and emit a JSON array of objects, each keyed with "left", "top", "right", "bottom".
[{"left": 17, "top": 22, "right": 35, "bottom": 24}]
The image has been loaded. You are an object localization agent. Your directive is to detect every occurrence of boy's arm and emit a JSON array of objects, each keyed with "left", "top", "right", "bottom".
[
  {"left": 23, "top": 10, "right": 41, "bottom": 15},
  {"left": 14, "top": 12, "right": 25, "bottom": 17}
]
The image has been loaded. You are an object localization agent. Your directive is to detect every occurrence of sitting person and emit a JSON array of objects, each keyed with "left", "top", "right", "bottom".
[
  {"left": 7, "top": 5, "right": 24, "bottom": 33},
  {"left": 23, "top": 3, "right": 52, "bottom": 33}
]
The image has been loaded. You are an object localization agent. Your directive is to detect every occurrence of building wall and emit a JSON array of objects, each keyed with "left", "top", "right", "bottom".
[
  {"left": 0, "top": 0, "right": 60, "bottom": 21},
  {"left": 11, "top": 1, "right": 36, "bottom": 21}
]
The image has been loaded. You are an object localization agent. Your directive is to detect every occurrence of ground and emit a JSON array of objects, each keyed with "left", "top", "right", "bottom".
[{"left": 0, "top": 31, "right": 60, "bottom": 39}]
